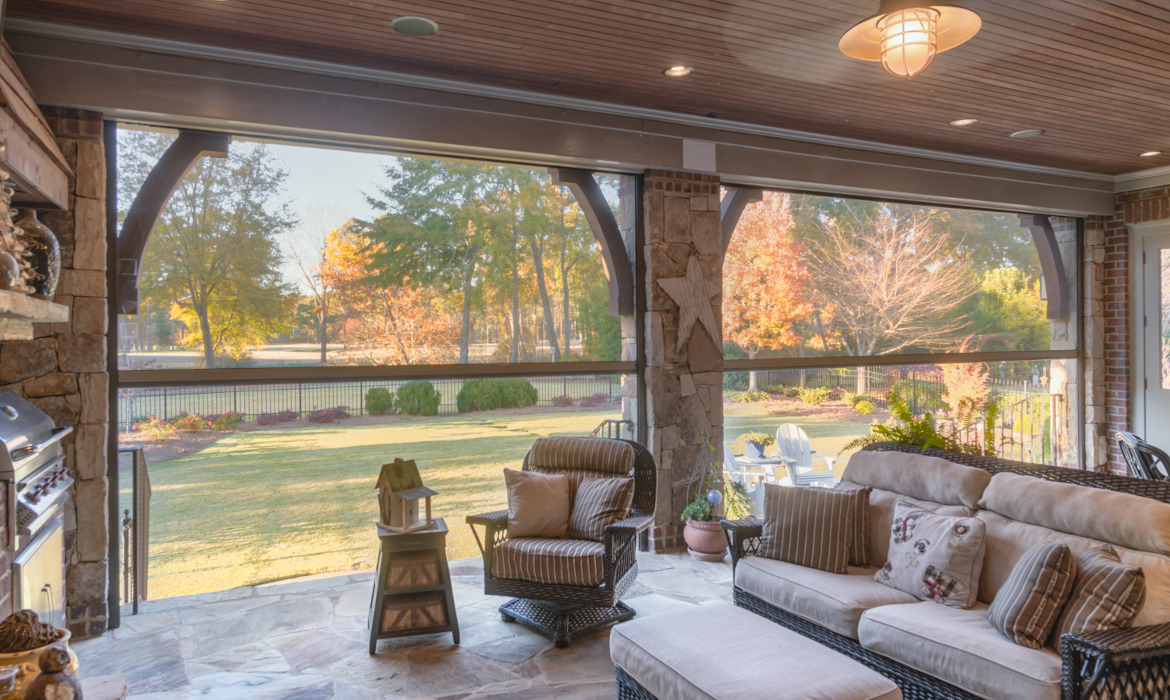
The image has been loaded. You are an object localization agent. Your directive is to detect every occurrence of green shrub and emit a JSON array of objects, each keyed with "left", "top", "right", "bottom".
[
  {"left": 782, "top": 387, "right": 801, "bottom": 398},
  {"left": 843, "top": 392, "right": 870, "bottom": 407},
  {"left": 497, "top": 378, "right": 538, "bottom": 408},
  {"left": 890, "top": 379, "right": 946, "bottom": 413},
  {"left": 723, "top": 372, "right": 748, "bottom": 390},
  {"left": 726, "top": 390, "right": 768, "bottom": 404},
  {"left": 855, "top": 400, "right": 875, "bottom": 415},
  {"left": 397, "top": 380, "right": 441, "bottom": 416},
  {"left": 797, "top": 386, "right": 830, "bottom": 406},
  {"left": 457, "top": 378, "right": 500, "bottom": 412},
  {"left": 364, "top": 387, "right": 396, "bottom": 416}
]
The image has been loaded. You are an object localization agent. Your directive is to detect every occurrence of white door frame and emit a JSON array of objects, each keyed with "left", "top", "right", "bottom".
[{"left": 1130, "top": 220, "right": 1170, "bottom": 437}]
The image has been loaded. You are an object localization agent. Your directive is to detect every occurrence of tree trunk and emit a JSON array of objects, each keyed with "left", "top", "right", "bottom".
[
  {"left": 196, "top": 303, "right": 216, "bottom": 368},
  {"left": 510, "top": 240, "right": 520, "bottom": 363},
  {"left": 529, "top": 239, "right": 561, "bottom": 362},
  {"left": 856, "top": 367, "right": 868, "bottom": 394},
  {"left": 560, "top": 248, "right": 572, "bottom": 361},
  {"left": 459, "top": 251, "right": 477, "bottom": 364},
  {"left": 317, "top": 296, "right": 328, "bottom": 364}
]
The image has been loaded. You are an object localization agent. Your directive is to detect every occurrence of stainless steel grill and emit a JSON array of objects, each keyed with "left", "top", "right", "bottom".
[{"left": 0, "top": 391, "right": 73, "bottom": 541}]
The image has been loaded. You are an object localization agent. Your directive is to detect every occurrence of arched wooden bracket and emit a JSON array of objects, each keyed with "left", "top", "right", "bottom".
[
  {"left": 116, "top": 130, "right": 231, "bottom": 314},
  {"left": 548, "top": 168, "right": 633, "bottom": 315},
  {"left": 1019, "top": 215, "right": 1069, "bottom": 321},
  {"left": 720, "top": 186, "right": 764, "bottom": 253}
]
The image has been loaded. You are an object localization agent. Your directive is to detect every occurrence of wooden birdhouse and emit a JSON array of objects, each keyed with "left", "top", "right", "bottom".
[{"left": 377, "top": 458, "right": 437, "bottom": 533}]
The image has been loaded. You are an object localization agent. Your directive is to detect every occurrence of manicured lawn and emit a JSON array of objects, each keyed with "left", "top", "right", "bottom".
[
  {"left": 140, "top": 409, "right": 617, "bottom": 599},
  {"left": 137, "top": 402, "right": 874, "bottom": 600}
]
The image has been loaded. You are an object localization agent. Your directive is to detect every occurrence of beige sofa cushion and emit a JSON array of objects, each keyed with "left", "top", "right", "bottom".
[
  {"left": 840, "top": 482, "right": 976, "bottom": 567},
  {"left": 858, "top": 602, "right": 1062, "bottom": 700},
  {"left": 611, "top": 603, "right": 903, "bottom": 700},
  {"left": 979, "top": 471, "right": 1170, "bottom": 555},
  {"left": 736, "top": 556, "right": 918, "bottom": 639},
  {"left": 842, "top": 451, "right": 990, "bottom": 509},
  {"left": 976, "top": 510, "right": 1170, "bottom": 626}
]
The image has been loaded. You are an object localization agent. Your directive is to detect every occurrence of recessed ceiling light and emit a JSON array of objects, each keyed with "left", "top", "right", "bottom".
[
  {"left": 949, "top": 118, "right": 978, "bottom": 127},
  {"left": 1010, "top": 129, "right": 1046, "bottom": 139},
  {"left": 1140, "top": 151, "right": 1163, "bottom": 158},
  {"left": 663, "top": 65, "right": 693, "bottom": 78},
  {"left": 390, "top": 16, "right": 439, "bottom": 37}
]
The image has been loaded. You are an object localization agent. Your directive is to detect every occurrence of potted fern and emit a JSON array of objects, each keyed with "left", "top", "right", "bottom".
[
  {"left": 738, "top": 431, "right": 774, "bottom": 458},
  {"left": 844, "top": 389, "right": 999, "bottom": 456}
]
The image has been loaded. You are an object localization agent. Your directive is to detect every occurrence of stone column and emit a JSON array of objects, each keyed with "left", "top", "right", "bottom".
[
  {"left": 31, "top": 108, "right": 109, "bottom": 637},
  {"left": 642, "top": 170, "right": 723, "bottom": 551}
]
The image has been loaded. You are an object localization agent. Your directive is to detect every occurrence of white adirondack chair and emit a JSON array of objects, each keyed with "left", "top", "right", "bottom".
[
  {"left": 775, "top": 424, "right": 837, "bottom": 488},
  {"left": 722, "top": 443, "right": 768, "bottom": 516}
]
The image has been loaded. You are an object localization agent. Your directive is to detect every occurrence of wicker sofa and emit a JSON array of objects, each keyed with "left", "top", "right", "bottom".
[{"left": 722, "top": 442, "right": 1170, "bottom": 700}]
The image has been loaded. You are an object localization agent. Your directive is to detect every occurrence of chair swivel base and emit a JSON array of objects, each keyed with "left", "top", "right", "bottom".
[{"left": 499, "top": 597, "right": 635, "bottom": 648}]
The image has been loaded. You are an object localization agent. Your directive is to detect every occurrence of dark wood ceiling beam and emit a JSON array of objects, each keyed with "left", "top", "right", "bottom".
[
  {"left": 116, "top": 130, "right": 230, "bottom": 314},
  {"left": 1019, "top": 215, "right": 1069, "bottom": 321},
  {"left": 548, "top": 168, "right": 633, "bottom": 315}
]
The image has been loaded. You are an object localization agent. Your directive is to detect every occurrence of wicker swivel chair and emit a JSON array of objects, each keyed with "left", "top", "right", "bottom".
[
  {"left": 467, "top": 436, "right": 656, "bottom": 647},
  {"left": 1118, "top": 431, "right": 1170, "bottom": 481}
]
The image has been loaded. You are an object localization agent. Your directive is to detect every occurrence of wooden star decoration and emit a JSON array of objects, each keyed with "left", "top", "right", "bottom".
[{"left": 658, "top": 255, "right": 719, "bottom": 352}]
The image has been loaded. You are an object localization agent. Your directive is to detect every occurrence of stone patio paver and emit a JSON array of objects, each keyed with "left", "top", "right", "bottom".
[{"left": 74, "top": 551, "right": 733, "bottom": 699}]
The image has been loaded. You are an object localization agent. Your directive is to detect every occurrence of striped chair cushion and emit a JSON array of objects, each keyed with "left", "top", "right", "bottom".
[
  {"left": 1049, "top": 545, "right": 1147, "bottom": 653},
  {"left": 987, "top": 542, "right": 1076, "bottom": 649},
  {"left": 566, "top": 477, "right": 634, "bottom": 541},
  {"left": 491, "top": 538, "right": 606, "bottom": 587},
  {"left": 846, "top": 486, "right": 872, "bottom": 567},
  {"left": 527, "top": 437, "right": 635, "bottom": 475},
  {"left": 759, "top": 484, "right": 855, "bottom": 574}
]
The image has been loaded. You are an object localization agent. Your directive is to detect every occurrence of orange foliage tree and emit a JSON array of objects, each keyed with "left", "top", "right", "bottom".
[
  {"left": 722, "top": 191, "right": 814, "bottom": 391},
  {"left": 322, "top": 227, "right": 458, "bottom": 365}
]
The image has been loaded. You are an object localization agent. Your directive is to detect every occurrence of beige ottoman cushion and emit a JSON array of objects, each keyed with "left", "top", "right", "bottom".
[{"left": 611, "top": 603, "right": 902, "bottom": 700}]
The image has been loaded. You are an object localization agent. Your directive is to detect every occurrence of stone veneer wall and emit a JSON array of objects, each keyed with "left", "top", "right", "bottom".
[
  {"left": 0, "top": 107, "right": 110, "bottom": 636},
  {"left": 642, "top": 170, "right": 723, "bottom": 551}
]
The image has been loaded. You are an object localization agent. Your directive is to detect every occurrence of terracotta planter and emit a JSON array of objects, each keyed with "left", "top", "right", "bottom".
[
  {"left": 684, "top": 519, "right": 727, "bottom": 562},
  {"left": 0, "top": 628, "right": 77, "bottom": 700}
]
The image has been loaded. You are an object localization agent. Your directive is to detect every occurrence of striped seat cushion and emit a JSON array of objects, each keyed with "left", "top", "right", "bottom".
[
  {"left": 566, "top": 477, "right": 634, "bottom": 541},
  {"left": 987, "top": 542, "right": 1075, "bottom": 649},
  {"left": 527, "top": 437, "right": 635, "bottom": 475},
  {"left": 491, "top": 537, "right": 606, "bottom": 587},
  {"left": 1049, "top": 546, "right": 1147, "bottom": 653},
  {"left": 759, "top": 484, "right": 856, "bottom": 574}
]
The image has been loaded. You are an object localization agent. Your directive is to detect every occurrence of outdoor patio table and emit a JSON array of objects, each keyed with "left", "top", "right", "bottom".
[{"left": 736, "top": 455, "right": 792, "bottom": 483}]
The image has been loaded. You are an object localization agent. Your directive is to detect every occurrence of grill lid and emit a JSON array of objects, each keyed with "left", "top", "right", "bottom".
[{"left": 0, "top": 391, "right": 55, "bottom": 454}]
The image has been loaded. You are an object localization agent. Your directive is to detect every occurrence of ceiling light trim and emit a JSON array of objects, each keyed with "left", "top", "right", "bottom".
[{"left": 7, "top": 18, "right": 1114, "bottom": 184}]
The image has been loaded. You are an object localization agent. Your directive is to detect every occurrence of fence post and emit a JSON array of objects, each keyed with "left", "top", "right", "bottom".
[
  {"left": 359, "top": 381, "right": 364, "bottom": 416},
  {"left": 298, "top": 384, "right": 303, "bottom": 419},
  {"left": 163, "top": 388, "right": 168, "bottom": 420},
  {"left": 232, "top": 385, "right": 238, "bottom": 415}
]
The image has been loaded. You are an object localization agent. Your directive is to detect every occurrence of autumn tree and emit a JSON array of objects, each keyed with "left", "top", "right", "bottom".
[
  {"left": 322, "top": 227, "right": 458, "bottom": 364},
  {"left": 122, "top": 131, "right": 295, "bottom": 367},
  {"left": 289, "top": 212, "right": 346, "bottom": 364},
  {"left": 807, "top": 205, "right": 977, "bottom": 356},
  {"left": 723, "top": 191, "right": 813, "bottom": 391}
]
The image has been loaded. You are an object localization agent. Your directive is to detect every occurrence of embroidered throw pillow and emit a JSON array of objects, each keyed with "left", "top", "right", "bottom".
[
  {"left": 504, "top": 469, "right": 570, "bottom": 539},
  {"left": 566, "top": 477, "right": 634, "bottom": 541},
  {"left": 759, "top": 484, "right": 855, "bottom": 574},
  {"left": 875, "top": 501, "right": 987, "bottom": 608},
  {"left": 1049, "top": 546, "right": 1146, "bottom": 653},
  {"left": 987, "top": 542, "right": 1076, "bottom": 649}
]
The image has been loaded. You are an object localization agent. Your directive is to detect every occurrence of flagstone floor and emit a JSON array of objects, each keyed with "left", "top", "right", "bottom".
[{"left": 73, "top": 551, "right": 734, "bottom": 699}]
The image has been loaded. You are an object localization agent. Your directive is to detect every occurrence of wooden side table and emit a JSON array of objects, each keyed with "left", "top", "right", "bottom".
[{"left": 368, "top": 517, "right": 459, "bottom": 653}]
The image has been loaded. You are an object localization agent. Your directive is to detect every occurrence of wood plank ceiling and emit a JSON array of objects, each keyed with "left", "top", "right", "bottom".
[{"left": 8, "top": 0, "right": 1170, "bottom": 175}]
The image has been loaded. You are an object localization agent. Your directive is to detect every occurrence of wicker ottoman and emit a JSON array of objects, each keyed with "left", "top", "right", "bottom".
[{"left": 611, "top": 603, "right": 902, "bottom": 700}]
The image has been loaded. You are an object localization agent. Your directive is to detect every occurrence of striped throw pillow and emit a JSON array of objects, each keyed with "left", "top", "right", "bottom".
[
  {"left": 759, "top": 484, "right": 855, "bottom": 574},
  {"left": 566, "top": 477, "right": 634, "bottom": 541},
  {"left": 845, "top": 486, "right": 872, "bottom": 567},
  {"left": 1049, "top": 546, "right": 1146, "bottom": 653},
  {"left": 987, "top": 542, "right": 1076, "bottom": 649}
]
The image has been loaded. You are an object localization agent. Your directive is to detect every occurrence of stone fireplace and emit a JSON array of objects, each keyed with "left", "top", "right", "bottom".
[{"left": 0, "top": 108, "right": 110, "bottom": 637}]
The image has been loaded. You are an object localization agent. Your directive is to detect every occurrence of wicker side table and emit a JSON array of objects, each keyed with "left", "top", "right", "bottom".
[{"left": 369, "top": 518, "right": 459, "bottom": 653}]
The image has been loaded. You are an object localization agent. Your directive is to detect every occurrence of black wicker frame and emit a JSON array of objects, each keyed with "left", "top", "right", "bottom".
[
  {"left": 718, "top": 442, "right": 1170, "bottom": 700},
  {"left": 467, "top": 438, "right": 656, "bottom": 648}
]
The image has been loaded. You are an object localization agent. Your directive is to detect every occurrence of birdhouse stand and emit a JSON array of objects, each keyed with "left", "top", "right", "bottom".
[{"left": 377, "top": 459, "right": 437, "bottom": 533}]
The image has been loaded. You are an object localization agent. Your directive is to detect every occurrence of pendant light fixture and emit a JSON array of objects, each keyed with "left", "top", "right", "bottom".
[{"left": 840, "top": 0, "right": 981, "bottom": 79}]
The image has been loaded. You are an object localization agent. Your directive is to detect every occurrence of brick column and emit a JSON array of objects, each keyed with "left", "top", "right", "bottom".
[
  {"left": 642, "top": 170, "right": 723, "bottom": 551},
  {"left": 35, "top": 108, "right": 109, "bottom": 637}
]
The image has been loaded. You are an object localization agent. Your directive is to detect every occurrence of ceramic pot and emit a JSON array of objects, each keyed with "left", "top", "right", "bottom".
[
  {"left": 14, "top": 210, "right": 60, "bottom": 298},
  {"left": 0, "top": 629, "right": 77, "bottom": 700},
  {"left": 746, "top": 442, "right": 766, "bottom": 459},
  {"left": 684, "top": 519, "right": 727, "bottom": 562},
  {"left": 0, "top": 250, "right": 18, "bottom": 291}
]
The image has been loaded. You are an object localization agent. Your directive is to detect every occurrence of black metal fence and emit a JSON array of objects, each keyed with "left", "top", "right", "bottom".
[{"left": 117, "top": 375, "right": 624, "bottom": 430}]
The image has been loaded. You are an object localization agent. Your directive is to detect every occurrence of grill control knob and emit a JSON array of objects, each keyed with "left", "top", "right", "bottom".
[{"left": 27, "top": 492, "right": 39, "bottom": 504}]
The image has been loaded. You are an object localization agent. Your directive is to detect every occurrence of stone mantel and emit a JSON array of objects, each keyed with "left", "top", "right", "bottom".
[{"left": 0, "top": 288, "right": 68, "bottom": 339}]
